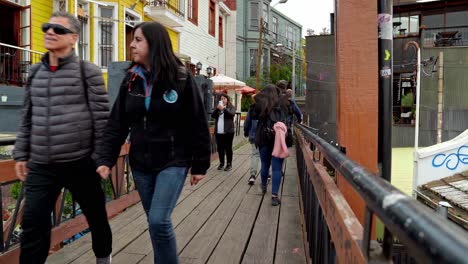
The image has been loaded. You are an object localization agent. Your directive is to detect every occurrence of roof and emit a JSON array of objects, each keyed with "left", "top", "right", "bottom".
[
  {"left": 417, "top": 172, "right": 468, "bottom": 230},
  {"left": 210, "top": 74, "right": 245, "bottom": 87}
]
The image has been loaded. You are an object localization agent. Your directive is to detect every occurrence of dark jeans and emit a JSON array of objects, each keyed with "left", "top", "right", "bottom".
[
  {"left": 20, "top": 157, "right": 112, "bottom": 264},
  {"left": 215, "top": 133, "right": 234, "bottom": 165},
  {"left": 132, "top": 167, "right": 188, "bottom": 264},
  {"left": 259, "top": 145, "right": 284, "bottom": 195}
]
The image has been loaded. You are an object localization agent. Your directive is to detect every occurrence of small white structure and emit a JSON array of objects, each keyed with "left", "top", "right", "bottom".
[
  {"left": 210, "top": 74, "right": 245, "bottom": 112},
  {"left": 413, "top": 129, "right": 468, "bottom": 192},
  {"left": 210, "top": 74, "right": 245, "bottom": 87}
]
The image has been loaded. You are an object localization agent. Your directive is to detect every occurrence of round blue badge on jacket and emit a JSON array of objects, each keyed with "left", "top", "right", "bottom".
[{"left": 163, "top": 89, "right": 178, "bottom": 103}]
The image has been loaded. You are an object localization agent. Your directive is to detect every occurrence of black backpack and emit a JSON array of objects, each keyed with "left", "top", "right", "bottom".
[{"left": 255, "top": 105, "right": 293, "bottom": 147}]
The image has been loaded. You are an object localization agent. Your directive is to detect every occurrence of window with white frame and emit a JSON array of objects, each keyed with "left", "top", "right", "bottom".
[
  {"left": 53, "top": 0, "right": 67, "bottom": 12},
  {"left": 97, "top": 5, "right": 116, "bottom": 68},
  {"left": 250, "top": 2, "right": 259, "bottom": 30},
  {"left": 272, "top": 17, "right": 278, "bottom": 41},
  {"left": 249, "top": 49, "right": 258, "bottom": 77},
  {"left": 262, "top": 3, "right": 268, "bottom": 29},
  {"left": 78, "top": 1, "right": 89, "bottom": 60},
  {"left": 124, "top": 9, "right": 142, "bottom": 61},
  {"left": 287, "top": 26, "right": 294, "bottom": 49},
  {"left": 125, "top": 12, "right": 140, "bottom": 27}
]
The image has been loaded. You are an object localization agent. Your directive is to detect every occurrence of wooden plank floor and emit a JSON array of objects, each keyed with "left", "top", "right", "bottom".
[{"left": 47, "top": 144, "right": 307, "bottom": 264}]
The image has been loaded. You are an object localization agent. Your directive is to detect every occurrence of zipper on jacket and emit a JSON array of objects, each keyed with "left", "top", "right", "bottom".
[
  {"left": 170, "top": 135, "right": 175, "bottom": 158},
  {"left": 47, "top": 72, "right": 53, "bottom": 162},
  {"left": 143, "top": 116, "right": 147, "bottom": 130}
]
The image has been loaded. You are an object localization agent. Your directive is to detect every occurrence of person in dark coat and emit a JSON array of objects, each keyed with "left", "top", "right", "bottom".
[
  {"left": 96, "top": 22, "right": 211, "bottom": 264},
  {"left": 13, "top": 12, "right": 112, "bottom": 264},
  {"left": 211, "top": 93, "right": 236, "bottom": 171}
]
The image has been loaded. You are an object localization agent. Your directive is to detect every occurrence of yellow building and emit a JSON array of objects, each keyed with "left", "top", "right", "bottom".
[{"left": 0, "top": 0, "right": 180, "bottom": 86}]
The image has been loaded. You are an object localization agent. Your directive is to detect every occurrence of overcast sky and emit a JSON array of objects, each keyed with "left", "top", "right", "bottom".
[{"left": 273, "top": 0, "right": 335, "bottom": 36}]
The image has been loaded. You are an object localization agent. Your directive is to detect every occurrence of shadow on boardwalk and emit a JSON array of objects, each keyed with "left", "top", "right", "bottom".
[{"left": 47, "top": 143, "right": 306, "bottom": 264}]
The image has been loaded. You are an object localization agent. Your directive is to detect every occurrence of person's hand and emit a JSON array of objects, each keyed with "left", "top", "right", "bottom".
[
  {"left": 191, "top": 174, "right": 205, "bottom": 186},
  {"left": 15, "top": 161, "right": 28, "bottom": 181},
  {"left": 96, "top": 165, "right": 110, "bottom": 180},
  {"left": 216, "top": 104, "right": 225, "bottom": 110}
]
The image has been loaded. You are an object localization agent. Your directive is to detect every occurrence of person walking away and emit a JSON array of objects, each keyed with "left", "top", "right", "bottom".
[
  {"left": 243, "top": 94, "right": 259, "bottom": 184},
  {"left": 95, "top": 22, "right": 211, "bottom": 264},
  {"left": 276, "top": 80, "right": 302, "bottom": 125},
  {"left": 13, "top": 12, "right": 112, "bottom": 264},
  {"left": 254, "top": 84, "right": 290, "bottom": 206},
  {"left": 211, "top": 93, "right": 236, "bottom": 171}
]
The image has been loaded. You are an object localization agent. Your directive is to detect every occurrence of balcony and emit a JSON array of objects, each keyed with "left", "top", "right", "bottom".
[
  {"left": 145, "top": 0, "right": 185, "bottom": 29},
  {"left": 422, "top": 26, "right": 468, "bottom": 48},
  {"left": 0, "top": 43, "right": 43, "bottom": 87}
]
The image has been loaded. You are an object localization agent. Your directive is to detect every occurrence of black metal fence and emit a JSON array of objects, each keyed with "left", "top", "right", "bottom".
[
  {"left": 422, "top": 26, "right": 468, "bottom": 48},
  {"left": 0, "top": 139, "right": 136, "bottom": 254},
  {"left": 0, "top": 43, "right": 43, "bottom": 87},
  {"left": 295, "top": 124, "right": 468, "bottom": 263}
]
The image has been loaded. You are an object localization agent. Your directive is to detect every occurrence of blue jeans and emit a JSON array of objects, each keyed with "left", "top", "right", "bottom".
[
  {"left": 259, "top": 145, "right": 284, "bottom": 195},
  {"left": 133, "top": 167, "right": 188, "bottom": 264}
]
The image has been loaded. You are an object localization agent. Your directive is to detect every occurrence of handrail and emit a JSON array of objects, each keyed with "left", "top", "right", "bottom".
[
  {"left": 0, "top": 43, "right": 44, "bottom": 55},
  {"left": 0, "top": 43, "right": 43, "bottom": 87},
  {"left": 296, "top": 123, "right": 468, "bottom": 263},
  {"left": 0, "top": 139, "right": 139, "bottom": 261},
  {"left": 422, "top": 25, "right": 468, "bottom": 31}
]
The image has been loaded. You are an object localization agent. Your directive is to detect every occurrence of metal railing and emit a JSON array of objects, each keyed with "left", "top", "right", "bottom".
[
  {"left": 0, "top": 140, "right": 139, "bottom": 261},
  {"left": 295, "top": 124, "right": 468, "bottom": 263},
  {"left": 148, "top": 0, "right": 185, "bottom": 17},
  {"left": 421, "top": 26, "right": 468, "bottom": 48},
  {"left": 0, "top": 43, "right": 43, "bottom": 87}
]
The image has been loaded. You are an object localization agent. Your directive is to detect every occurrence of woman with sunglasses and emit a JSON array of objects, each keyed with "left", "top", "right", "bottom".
[{"left": 96, "top": 22, "right": 211, "bottom": 264}]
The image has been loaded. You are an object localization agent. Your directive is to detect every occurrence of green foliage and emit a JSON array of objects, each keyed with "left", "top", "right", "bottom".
[
  {"left": 270, "top": 64, "right": 292, "bottom": 85},
  {"left": 401, "top": 91, "right": 414, "bottom": 107},
  {"left": 245, "top": 76, "right": 266, "bottom": 90},
  {"left": 241, "top": 95, "right": 253, "bottom": 112},
  {"left": 11, "top": 182, "right": 22, "bottom": 200}
]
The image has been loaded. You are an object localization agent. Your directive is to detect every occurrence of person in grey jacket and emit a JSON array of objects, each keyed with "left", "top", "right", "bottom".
[
  {"left": 13, "top": 12, "right": 112, "bottom": 264},
  {"left": 211, "top": 93, "right": 236, "bottom": 171},
  {"left": 243, "top": 95, "right": 259, "bottom": 185}
]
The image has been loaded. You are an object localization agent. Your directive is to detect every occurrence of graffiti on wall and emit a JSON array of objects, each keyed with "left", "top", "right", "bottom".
[{"left": 432, "top": 145, "right": 468, "bottom": 170}]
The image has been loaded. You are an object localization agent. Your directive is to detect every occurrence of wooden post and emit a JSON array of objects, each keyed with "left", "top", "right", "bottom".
[
  {"left": 437, "top": 51, "right": 444, "bottom": 144},
  {"left": 255, "top": 17, "right": 263, "bottom": 90}
]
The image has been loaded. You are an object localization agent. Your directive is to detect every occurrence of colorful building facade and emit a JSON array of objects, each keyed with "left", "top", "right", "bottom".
[{"left": 0, "top": 0, "right": 181, "bottom": 86}]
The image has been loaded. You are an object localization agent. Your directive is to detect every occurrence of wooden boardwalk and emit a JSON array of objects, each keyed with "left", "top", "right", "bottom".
[{"left": 47, "top": 144, "right": 307, "bottom": 264}]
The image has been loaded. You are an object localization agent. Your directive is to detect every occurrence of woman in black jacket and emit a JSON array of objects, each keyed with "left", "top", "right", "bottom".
[
  {"left": 96, "top": 22, "right": 211, "bottom": 264},
  {"left": 211, "top": 93, "right": 236, "bottom": 171}
]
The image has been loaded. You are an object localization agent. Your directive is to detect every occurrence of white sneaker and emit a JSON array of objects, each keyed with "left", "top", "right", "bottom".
[{"left": 96, "top": 255, "right": 111, "bottom": 264}]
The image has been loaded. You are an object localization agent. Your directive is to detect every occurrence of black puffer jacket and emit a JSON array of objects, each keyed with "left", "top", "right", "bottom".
[
  {"left": 13, "top": 52, "right": 109, "bottom": 163},
  {"left": 96, "top": 65, "right": 211, "bottom": 175}
]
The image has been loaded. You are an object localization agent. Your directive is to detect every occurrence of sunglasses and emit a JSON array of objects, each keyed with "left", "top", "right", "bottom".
[{"left": 42, "top": 23, "right": 76, "bottom": 35}]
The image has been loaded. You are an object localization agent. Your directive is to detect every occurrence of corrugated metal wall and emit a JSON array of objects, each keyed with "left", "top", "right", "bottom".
[
  {"left": 393, "top": 47, "right": 468, "bottom": 147},
  {"left": 305, "top": 35, "right": 337, "bottom": 144},
  {"left": 419, "top": 47, "right": 468, "bottom": 146},
  {"left": 392, "top": 42, "right": 468, "bottom": 147}
]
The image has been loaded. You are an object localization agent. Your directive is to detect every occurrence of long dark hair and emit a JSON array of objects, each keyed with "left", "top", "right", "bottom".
[
  {"left": 255, "top": 84, "right": 280, "bottom": 117},
  {"left": 219, "top": 93, "right": 233, "bottom": 108},
  {"left": 133, "top": 22, "right": 183, "bottom": 84}
]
